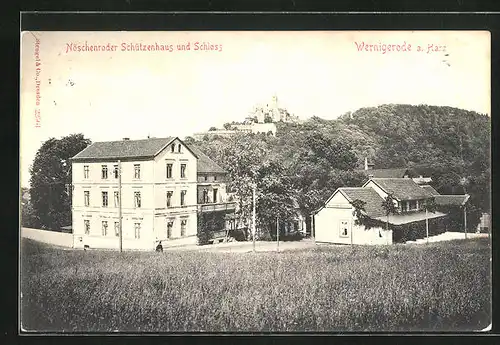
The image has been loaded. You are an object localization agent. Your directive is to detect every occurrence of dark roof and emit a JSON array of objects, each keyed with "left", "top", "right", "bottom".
[
  {"left": 420, "top": 185, "right": 440, "bottom": 196},
  {"left": 434, "top": 195, "right": 470, "bottom": 206},
  {"left": 365, "top": 178, "right": 433, "bottom": 201},
  {"left": 339, "top": 187, "right": 386, "bottom": 218},
  {"left": 72, "top": 137, "right": 176, "bottom": 161},
  {"left": 358, "top": 168, "right": 410, "bottom": 178},
  {"left": 188, "top": 145, "right": 226, "bottom": 174}
]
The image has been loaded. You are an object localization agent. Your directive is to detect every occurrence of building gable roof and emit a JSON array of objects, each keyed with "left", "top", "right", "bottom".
[
  {"left": 363, "top": 178, "right": 434, "bottom": 201},
  {"left": 338, "top": 187, "right": 387, "bottom": 218},
  {"left": 357, "top": 168, "right": 410, "bottom": 178},
  {"left": 71, "top": 137, "right": 180, "bottom": 161},
  {"left": 420, "top": 185, "right": 440, "bottom": 196},
  {"left": 188, "top": 145, "right": 226, "bottom": 174}
]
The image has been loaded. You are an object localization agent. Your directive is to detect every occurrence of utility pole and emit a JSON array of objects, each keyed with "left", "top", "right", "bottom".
[
  {"left": 425, "top": 207, "right": 429, "bottom": 244},
  {"left": 118, "top": 160, "right": 123, "bottom": 252},
  {"left": 311, "top": 214, "right": 315, "bottom": 244},
  {"left": 464, "top": 204, "right": 467, "bottom": 239},
  {"left": 252, "top": 183, "right": 256, "bottom": 253},
  {"left": 276, "top": 215, "right": 279, "bottom": 252}
]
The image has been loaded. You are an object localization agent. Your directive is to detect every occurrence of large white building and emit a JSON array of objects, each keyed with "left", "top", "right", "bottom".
[{"left": 70, "top": 137, "right": 235, "bottom": 250}]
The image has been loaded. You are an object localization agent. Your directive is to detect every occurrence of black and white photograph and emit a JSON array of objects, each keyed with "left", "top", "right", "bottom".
[{"left": 19, "top": 30, "right": 491, "bottom": 332}]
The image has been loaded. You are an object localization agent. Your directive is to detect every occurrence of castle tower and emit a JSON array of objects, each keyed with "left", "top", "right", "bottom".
[
  {"left": 271, "top": 94, "right": 278, "bottom": 108},
  {"left": 270, "top": 94, "right": 280, "bottom": 121}
]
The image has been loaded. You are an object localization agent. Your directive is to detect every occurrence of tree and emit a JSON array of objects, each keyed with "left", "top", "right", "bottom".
[
  {"left": 264, "top": 114, "right": 273, "bottom": 123},
  {"left": 183, "top": 136, "right": 196, "bottom": 144},
  {"left": 208, "top": 127, "right": 217, "bottom": 131},
  {"left": 214, "top": 133, "right": 269, "bottom": 240},
  {"left": 223, "top": 123, "right": 233, "bottom": 130},
  {"left": 284, "top": 131, "right": 363, "bottom": 232},
  {"left": 352, "top": 198, "right": 386, "bottom": 233},
  {"left": 254, "top": 160, "right": 296, "bottom": 238},
  {"left": 381, "top": 193, "right": 397, "bottom": 244},
  {"left": 29, "top": 134, "right": 91, "bottom": 230},
  {"left": 21, "top": 199, "right": 38, "bottom": 228},
  {"left": 352, "top": 199, "right": 369, "bottom": 226}
]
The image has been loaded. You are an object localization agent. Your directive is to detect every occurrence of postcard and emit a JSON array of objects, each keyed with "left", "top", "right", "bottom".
[{"left": 20, "top": 30, "right": 491, "bottom": 333}]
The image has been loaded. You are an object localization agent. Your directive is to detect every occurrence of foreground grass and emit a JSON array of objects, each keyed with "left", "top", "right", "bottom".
[{"left": 21, "top": 238, "right": 491, "bottom": 332}]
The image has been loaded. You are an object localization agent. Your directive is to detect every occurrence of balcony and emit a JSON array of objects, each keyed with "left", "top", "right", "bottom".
[{"left": 197, "top": 202, "right": 236, "bottom": 213}]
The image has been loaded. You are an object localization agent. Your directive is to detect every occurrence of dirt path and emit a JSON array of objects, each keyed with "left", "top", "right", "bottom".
[{"left": 164, "top": 239, "right": 318, "bottom": 253}]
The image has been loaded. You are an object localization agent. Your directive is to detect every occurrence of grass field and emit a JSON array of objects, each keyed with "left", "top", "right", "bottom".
[{"left": 20, "top": 238, "right": 491, "bottom": 332}]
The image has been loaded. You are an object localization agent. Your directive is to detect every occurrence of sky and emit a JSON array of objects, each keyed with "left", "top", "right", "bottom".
[{"left": 20, "top": 31, "right": 491, "bottom": 187}]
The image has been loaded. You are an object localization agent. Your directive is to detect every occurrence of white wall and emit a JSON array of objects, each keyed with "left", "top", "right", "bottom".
[
  {"left": 315, "top": 204, "right": 354, "bottom": 245},
  {"left": 153, "top": 210, "right": 198, "bottom": 241},
  {"left": 72, "top": 160, "right": 154, "bottom": 186},
  {"left": 315, "top": 191, "right": 393, "bottom": 245},
  {"left": 252, "top": 122, "right": 277, "bottom": 134},
  {"left": 72, "top": 211, "right": 155, "bottom": 249},
  {"left": 153, "top": 138, "right": 198, "bottom": 210},
  {"left": 363, "top": 181, "right": 388, "bottom": 199},
  {"left": 21, "top": 227, "right": 74, "bottom": 248}
]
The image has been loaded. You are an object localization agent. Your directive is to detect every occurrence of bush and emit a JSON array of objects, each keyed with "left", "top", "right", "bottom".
[{"left": 270, "top": 231, "right": 304, "bottom": 242}]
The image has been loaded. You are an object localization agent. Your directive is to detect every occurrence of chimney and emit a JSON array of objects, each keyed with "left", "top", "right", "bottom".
[
  {"left": 123, "top": 137, "right": 130, "bottom": 141},
  {"left": 364, "top": 157, "right": 374, "bottom": 170}
]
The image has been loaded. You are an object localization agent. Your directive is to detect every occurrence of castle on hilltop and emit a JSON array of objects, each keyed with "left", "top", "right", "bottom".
[
  {"left": 193, "top": 95, "right": 301, "bottom": 140},
  {"left": 244, "top": 95, "right": 300, "bottom": 124}
]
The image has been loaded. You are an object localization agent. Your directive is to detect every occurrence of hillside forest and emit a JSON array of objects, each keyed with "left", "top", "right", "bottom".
[
  {"left": 185, "top": 104, "right": 490, "bottom": 238},
  {"left": 24, "top": 104, "right": 490, "bottom": 238}
]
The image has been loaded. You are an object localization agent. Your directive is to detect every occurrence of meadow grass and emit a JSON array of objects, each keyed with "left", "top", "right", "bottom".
[{"left": 20, "top": 238, "right": 491, "bottom": 332}]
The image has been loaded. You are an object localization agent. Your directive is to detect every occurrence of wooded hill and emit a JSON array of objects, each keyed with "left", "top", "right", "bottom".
[{"left": 186, "top": 104, "right": 490, "bottom": 237}]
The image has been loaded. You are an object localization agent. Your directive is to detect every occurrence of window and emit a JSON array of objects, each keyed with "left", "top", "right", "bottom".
[
  {"left": 166, "top": 163, "right": 173, "bottom": 179},
  {"left": 202, "top": 189, "right": 208, "bottom": 204},
  {"left": 134, "top": 164, "right": 141, "bottom": 179},
  {"left": 339, "top": 220, "right": 349, "bottom": 238},
  {"left": 180, "top": 219, "right": 187, "bottom": 237},
  {"left": 114, "top": 191, "right": 120, "bottom": 207},
  {"left": 400, "top": 201, "right": 407, "bottom": 212},
  {"left": 113, "top": 165, "right": 119, "bottom": 179},
  {"left": 114, "top": 222, "right": 120, "bottom": 237},
  {"left": 134, "top": 223, "right": 141, "bottom": 239},
  {"left": 178, "top": 144, "right": 182, "bottom": 153},
  {"left": 102, "top": 221, "right": 108, "bottom": 236},
  {"left": 102, "top": 191, "right": 108, "bottom": 207},
  {"left": 204, "top": 175, "right": 208, "bottom": 181},
  {"left": 101, "top": 165, "right": 108, "bottom": 179},
  {"left": 171, "top": 143, "right": 175, "bottom": 152},
  {"left": 84, "top": 220, "right": 90, "bottom": 235},
  {"left": 180, "top": 164, "right": 187, "bottom": 178},
  {"left": 166, "top": 220, "right": 173, "bottom": 239},
  {"left": 180, "top": 190, "right": 186, "bottom": 206},
  {"left": 166, "top": 191, "right": 173, "bottom": 207},
  {"left": 134, "top": 191, "right": 141, "bottom": 208},
  {"left": 84, "top": 191, "right": 90, "bottom": 206},
  {"left": 213, "top": 188, "right": 218, "bottom": 203},
  {"left": 84, "top": 165, "right": 89, "bottom": 179},
  {"left": 214, "top": 175, "right": 217, "bottom": 181},
  {"left": 409, "top": 200, "right": 417, "bottom": 211}
]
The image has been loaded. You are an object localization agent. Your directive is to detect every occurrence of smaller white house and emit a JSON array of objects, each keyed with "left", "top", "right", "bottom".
[
  {"left": 312, "top": 177, "right": 454, "bottom": 245},
  {"left": 313, "top": 187, "right": 392, "bottom": 245}
]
